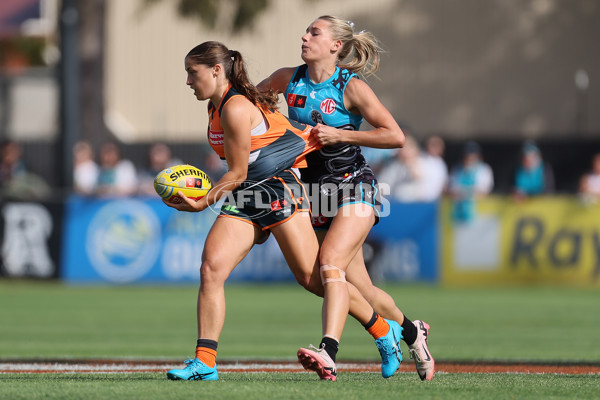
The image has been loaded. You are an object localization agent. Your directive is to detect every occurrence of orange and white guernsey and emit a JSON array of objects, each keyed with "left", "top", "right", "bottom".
[{"left": 208, "top": 86, "right": 320, "bottom": 181}]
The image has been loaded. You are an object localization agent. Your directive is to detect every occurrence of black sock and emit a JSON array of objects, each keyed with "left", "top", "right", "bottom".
[
  {"left": 402, "top": 317, "right": 418, "bottom": 346},
  {"left": 362, "top": 311, "right": 379, "bottom": 330},
  {"left": 320, "top": 336, "right": 339, "bottom": 363},
  {"left": 196, "top": 338, "right": 218, "bottom": 351}
]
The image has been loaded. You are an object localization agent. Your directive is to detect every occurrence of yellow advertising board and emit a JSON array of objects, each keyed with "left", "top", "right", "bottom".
[{"left": 441, "top": 196, "right": 600, "bottom": 286}]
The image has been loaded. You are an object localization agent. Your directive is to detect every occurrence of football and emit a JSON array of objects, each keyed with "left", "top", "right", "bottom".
[{"left": 154, "top": 164, "right": 212, "bottom": 204}]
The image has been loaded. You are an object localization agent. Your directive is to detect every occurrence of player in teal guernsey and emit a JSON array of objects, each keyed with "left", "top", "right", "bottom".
[
  {"left": 259, "top": 15, "right": 435, "bottom": 381},
  {"left": 285, "top": 64, "right": 371, "bottom": 186}
]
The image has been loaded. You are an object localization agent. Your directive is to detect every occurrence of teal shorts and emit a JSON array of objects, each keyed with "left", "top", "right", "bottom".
[{"left": 309, "top": 179, "right": 380, "bottom": 231}]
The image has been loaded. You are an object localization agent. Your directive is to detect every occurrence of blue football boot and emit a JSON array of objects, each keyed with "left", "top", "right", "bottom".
[
  {"left": 375, "top": 319, "right": 403, "bottom": 378},
  {"left": 167, "top": 358, "right": 219, "bottom": 381}
]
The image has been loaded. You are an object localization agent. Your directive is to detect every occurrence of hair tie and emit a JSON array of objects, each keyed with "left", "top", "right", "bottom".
[
  {"left": 358, "top": 29, "right": 366, "bottom": 34},
  {"left": 346, "top": 20, "right": 355, "bottom": 29},
  {"left": 228, "top": 50, "right": 235, "bottom": 58}
]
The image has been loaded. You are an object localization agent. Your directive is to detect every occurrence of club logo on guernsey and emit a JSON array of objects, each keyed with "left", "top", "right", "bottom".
[
  {"left": 311, "top": 110, "right": 324, "bottom": 125},
  {"left": 320, "top": 98, "right": 337, "bottom": 115},
  {"left": 287, "top": 93, "right": 307, "bottom": 108},
  {"left": 270, "top": 199, "right": 288, "bottom": 211}
]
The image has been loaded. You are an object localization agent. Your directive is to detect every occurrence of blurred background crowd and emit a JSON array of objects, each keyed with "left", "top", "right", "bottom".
[{"left": 3, "top": 135, "right": 600, "bottom": 205}]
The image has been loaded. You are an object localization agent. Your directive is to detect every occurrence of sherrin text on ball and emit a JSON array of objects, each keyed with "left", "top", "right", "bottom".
[{"left": 154, "top": 164, "right": 212, "bottom": 204}]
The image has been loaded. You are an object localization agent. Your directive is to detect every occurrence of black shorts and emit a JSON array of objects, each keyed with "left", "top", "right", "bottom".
[
  {"left": 218, "top": 169, "right": 310, "bottom": 243},
  {"left": 307, "top": 177, "right": 381, "bottom": 231}
]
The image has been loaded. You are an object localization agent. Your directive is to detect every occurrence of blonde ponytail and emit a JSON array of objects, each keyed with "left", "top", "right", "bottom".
[{"left": 316, "top": 15, "right": 384, "bottom": 77}]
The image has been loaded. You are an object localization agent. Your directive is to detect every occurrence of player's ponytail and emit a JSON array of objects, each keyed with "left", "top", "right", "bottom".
[
  {"left": 345, "top": 30, "right": 382, "bottom": 77},
  {"left": 317, "top": 15, "right": 383, "bottom": 77},
  {"left": 228, "top": 49, "right": 279, "bottom": 110},
  {"left": 186, "top": 41, "right": 279, "bottom": 110}
]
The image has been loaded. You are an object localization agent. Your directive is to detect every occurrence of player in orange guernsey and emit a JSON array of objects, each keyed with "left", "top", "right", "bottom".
[
  {"left": 162, "top": 41, "right": 396, "bottom": 382},
  {"left": 207, "top": 83, "right": 318, "bottom": 181}
]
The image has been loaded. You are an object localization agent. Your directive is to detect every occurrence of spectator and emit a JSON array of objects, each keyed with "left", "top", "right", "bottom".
[
  {"left": 73, "top": 140, "right": 99, "bottom": 196},
  {"left": 421, "top": 135, "right": 448, "bottom": 201},
  {"left": 138, "top": 143, "right": 181, "bottom": 196},
  {"left": 378, "top": 135, "right": 425, "bottom": 202},
  {"left": 95, "top": 142, "right": 138, "bottom": 197},
  {"left": 448, "top": 141, "right": 494, "bottom": 223},
  {"left": 512, "top": 141, "right": 554, "bottom": 201},
  {"left": 579, "top": 152, "right": 600, "bottom": 204},
  {"left": 0, "top": 140, "right": 26, "bottom": 184},
  {"left": 0, "top": 140, "right": 50, "bottom": 200}
]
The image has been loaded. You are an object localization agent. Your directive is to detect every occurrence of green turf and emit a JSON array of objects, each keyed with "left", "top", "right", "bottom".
[
  {"left": 2, "top": 281, "right": 599, "bottom": 400},
  {"left": 1, "top": 281, "right": 599, "bottom": 361},
  {"left": 1, "top": 372, "right": 599, "bottom": 400}
]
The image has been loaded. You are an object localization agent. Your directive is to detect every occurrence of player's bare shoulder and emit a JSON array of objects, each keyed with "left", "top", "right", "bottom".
[
  {"left": 259, "top": 67, "right": 297, "bottom": 93},
  {"left": 345, "top": 75, "right": 375, "bottom": 98},
  {"left": 220, "top": 95, "right": 253, "bottom": 124},
  {"left": 344, "top": 75, "right": 378, "bottom": 112}
]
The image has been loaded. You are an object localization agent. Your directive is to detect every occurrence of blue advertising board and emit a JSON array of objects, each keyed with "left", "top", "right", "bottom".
[
  {"left": 61, "top": 196, "right": 294, "bottom": 284},
  {"left": 61, "top": 196, "right": 438, "bottom": 284},
  {"left": 367, "top": 202, "right": 439, "bottom": 282}
]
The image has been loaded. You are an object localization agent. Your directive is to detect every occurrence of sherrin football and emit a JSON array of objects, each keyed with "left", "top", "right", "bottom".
[{"left": 154, "top": 164, "right": 212, "bottom": 204}]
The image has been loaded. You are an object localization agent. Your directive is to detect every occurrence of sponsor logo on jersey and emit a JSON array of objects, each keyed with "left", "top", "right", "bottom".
[
  {"left": 320, "top": 98, "right": 336, "bottom": 115},
  {"left": 287, "top": 93, "right": 307, "bottom": 108},
  {"left": 209, "top": 129, "right": 224, "bottom": 145}
]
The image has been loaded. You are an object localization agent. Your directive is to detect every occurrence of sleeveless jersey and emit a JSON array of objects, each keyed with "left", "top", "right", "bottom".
[
  {"left": 284, "top": 65, "right": 373, "bottom": 185},
  {"left": 208, "top": 86, "right": 319, "bottom": 181}
]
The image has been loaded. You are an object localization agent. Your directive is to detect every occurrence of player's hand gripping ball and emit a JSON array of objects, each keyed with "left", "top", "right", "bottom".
[{"left": 154, "top": 164, "right": 212, "bottom": 204}]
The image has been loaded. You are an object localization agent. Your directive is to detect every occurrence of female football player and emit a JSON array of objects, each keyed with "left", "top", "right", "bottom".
[
  {"left": 258, "top": 15, "right": 435, "bottom": 381},
  {"left": 163, "top": 41, "right": 403, "bottom": 381}
]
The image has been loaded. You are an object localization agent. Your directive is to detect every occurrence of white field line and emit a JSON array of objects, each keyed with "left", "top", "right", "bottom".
[
  {"left": 0, "top": 362, "right": 381, "bottom": 374},
  {"left": 5, "top": 361, "right": 597, "bottom": 375}
]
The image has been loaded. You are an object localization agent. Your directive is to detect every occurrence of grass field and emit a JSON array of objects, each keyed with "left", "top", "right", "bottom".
[
  {"left": 1, "top": 281, "right": 599, "bottom": 399},
  {"left": 2, "top": 373, "right": 599, "bottom": 400}
]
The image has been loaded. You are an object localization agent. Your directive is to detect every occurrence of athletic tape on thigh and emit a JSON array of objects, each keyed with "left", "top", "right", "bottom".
[{"left": 320, "top": 264, "right": 346, "bottom": 284}]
